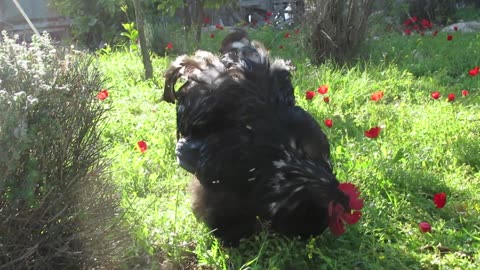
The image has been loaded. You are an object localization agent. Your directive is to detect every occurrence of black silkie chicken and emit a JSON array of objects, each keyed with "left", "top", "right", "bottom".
[{"left": 163, "top": 30, "right": 363, "bottom": 245}]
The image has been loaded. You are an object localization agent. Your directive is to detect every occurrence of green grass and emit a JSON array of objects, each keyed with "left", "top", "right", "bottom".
[{"left": 97, "top": 26, "right": 480, "bottom": 269}]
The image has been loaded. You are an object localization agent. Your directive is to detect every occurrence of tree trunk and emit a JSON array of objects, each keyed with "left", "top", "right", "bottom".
[
  {"left": 183, "top": 0, "right": 192, "bottom": 31},
  {"left": 195, "top": 0, "right": 204, "bottom": 43},
  {"left": 308, "top": 0, "right": 374, "bottom": 63},
  {"left": 133, "top": 0, "right": 153, "bottom": 80}
]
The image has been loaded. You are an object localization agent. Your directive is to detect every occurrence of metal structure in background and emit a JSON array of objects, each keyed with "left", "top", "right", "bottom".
[
  {"left": 239, "top": 0, "right": 305, "bottom": 26},
  {"left": 0, "top": 0, "right": 69, "bottom": 40}
]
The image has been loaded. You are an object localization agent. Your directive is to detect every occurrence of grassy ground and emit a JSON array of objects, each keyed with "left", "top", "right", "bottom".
[{"left": 97, "top": 26, "right": 480, "bottom": 269}]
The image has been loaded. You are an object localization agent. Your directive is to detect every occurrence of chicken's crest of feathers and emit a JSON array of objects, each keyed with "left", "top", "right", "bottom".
[{"left": 163, "top": 51, "right": 226, "bottom": 103}]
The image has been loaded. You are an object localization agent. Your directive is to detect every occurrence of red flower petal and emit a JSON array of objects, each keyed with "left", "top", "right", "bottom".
[
  {"left": 284, "top": 33, "right": 290, "bottom": 38},
  {"left": 324, "top": 119, "right": 333, "bottom": 128},
  {"left": 433, "top": 192, "right": 447, "bottom": 208},
  {"left": 371, "top": 91, "right": 384, "bottom": 101},
  {"left": 137, "top": 140, "right": 148, "bottom": 153},
  {"left": 447, "top": 93, "right": 455, "bottom": 102},
  {"left": 166, "top": 42, "right": 173, "bottom": 50},
  {"left": 317, "top": 85, "right": 328, "bottom": 94},
  {"left": 365, "top": 126, "right": 381, "bottom": 139},
  {"left": 266, "top": 11, "right": 273, "bottom": 17},
  {"left": 419, "top": 221, "right": 431, "bottom": 233},
  {"left": 323, "top": 96, "right": 330, "bottom": 103},
  {"left": 447, "top": 35, "right": 453, "bottom": 41},
  {"left": 404, "top": 28, "right": 412, "bottom": 36},
  {"left": 453, "top": 26, "right": 458, "bottom": 31},
  {"left": 431, "top": 91, "right": 441, "bottom": 100},
  {"left": 468, "top": 66, "right": 479, "bottom": 76},
  {"left": 210, "top": 33, "right": 215, "bottom": 38},
  {"left": 462, "top": 90, "right": 469, "bottom": 96},
  {"left": 97, "top": 89, "right": 109, "bottom": 100},
  {"left": 305, "top": 90, "right": 315, "bottom": 100},
  {"left": 421, "top": 19, "right": 432, "bottom": 28}
]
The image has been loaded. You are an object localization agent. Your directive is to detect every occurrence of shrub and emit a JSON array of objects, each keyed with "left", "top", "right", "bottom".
[
  {"left": 407, "top": 0, "right": 457, "bottom": 24},
  {"left": 47, "top": 0, "right": 129, "bottom": 48},
  {"left": 306, "top": 0, "right": 374, "bottom": 63},
  {"left": 0, "top": 31, "right": 129, "bottom": 269}
]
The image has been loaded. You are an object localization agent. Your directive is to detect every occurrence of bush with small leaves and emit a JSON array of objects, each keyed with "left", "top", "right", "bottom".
[{"left": 0, "top": 31, "right": 129, "bottom": 269}]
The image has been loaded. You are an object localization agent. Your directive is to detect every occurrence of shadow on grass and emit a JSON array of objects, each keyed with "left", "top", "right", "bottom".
[{"left": 203, "top": 228, "right": 422, "bottom": 270}]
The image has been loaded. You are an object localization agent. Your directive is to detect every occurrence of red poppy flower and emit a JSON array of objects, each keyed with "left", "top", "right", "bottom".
[
  {"left": 294, "top": 28, "right": 300, "bottom": 34},
  {"left": 419, "top": 221, "right": 431, "bottom": 233},
  {"left": 284, "top": 33, "right": 291, "bottom": 38},
  {"left": 203, "top": 17, "right": 211, "bottom": 24},
  {"left": 137, "top": 140, "right": 147, "bottom": 153},
  {"left": 404, "top": 28, "right": 412, "bottom": 35},
  {"left": 210, "top": 33, "right": 215, "bottom": 39},
  {"left": 447, "top": 93, "right": 455, "bottom": 102},
  {"left": 305, "top": 91, "right": 315, "bottom": 100},
  {"left": 413, "top": 24, "right": 419, "bottom": 30},
  {"left": 365, "top": 126, "right": 381, "bottom": 139},
  {"left": 317, "top": 85, "right": 328, "bottom": 94},
  {"left": 324, "top": 119, "right": 333, "bottom": 128},
  {"left": 404, "top": 19, "right": 412, "bottom": 26},
  {"left": 323, "top": 96, "right": 330, "bottom": 103},
  {"left": 453, "top": 26, "right": 458, "bottom": 31},
  {"left": 447, "top": 35, "right": 453, "bottom": 41},
  {"left": 371, "top": 91, "right": 384, "bottom": 101},
  {"left": 411, "top": 16, "right": 418, "bottom": 23},
  {"left": 215, "top": 24, "right": 224, "bottom": 30},
  {"left": 433, "top": 30, "right": 439, "bottom": 37},
  {"left": 468, "top": 66, "right": 479, "bottom": 76},
  {"left": 421, "top": 19, "right": 432, "bottom": 28},
  {"left": 266, "top": 11, "right": 273, "bottom": 17},
  {"left": 462, "top": 89, "right": 469, "bottom": 96},
  {"left": 433, "top": 192, "right": 447, "bottom": 208},
  {"left": 279, "top": 45, "right": 284, "bottom": 49},
  {"left": 97, "top": 89, "right": 109, "bottom": 100},
  {"left": 431, "top": 91, "right": 441, "bottom": 100},
  {"left": 166, "top": 42, "right": 173, "bottom": 50}
]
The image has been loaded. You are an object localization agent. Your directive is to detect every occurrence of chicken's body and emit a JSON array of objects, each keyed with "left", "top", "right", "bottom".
[{"left": 163, "top": 30, "right": 362, "bottom": 245}]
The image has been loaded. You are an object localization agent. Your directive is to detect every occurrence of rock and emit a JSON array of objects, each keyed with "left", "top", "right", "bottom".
[{"left": 442, "top": 21, "right": 480, "bottom": 33}]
